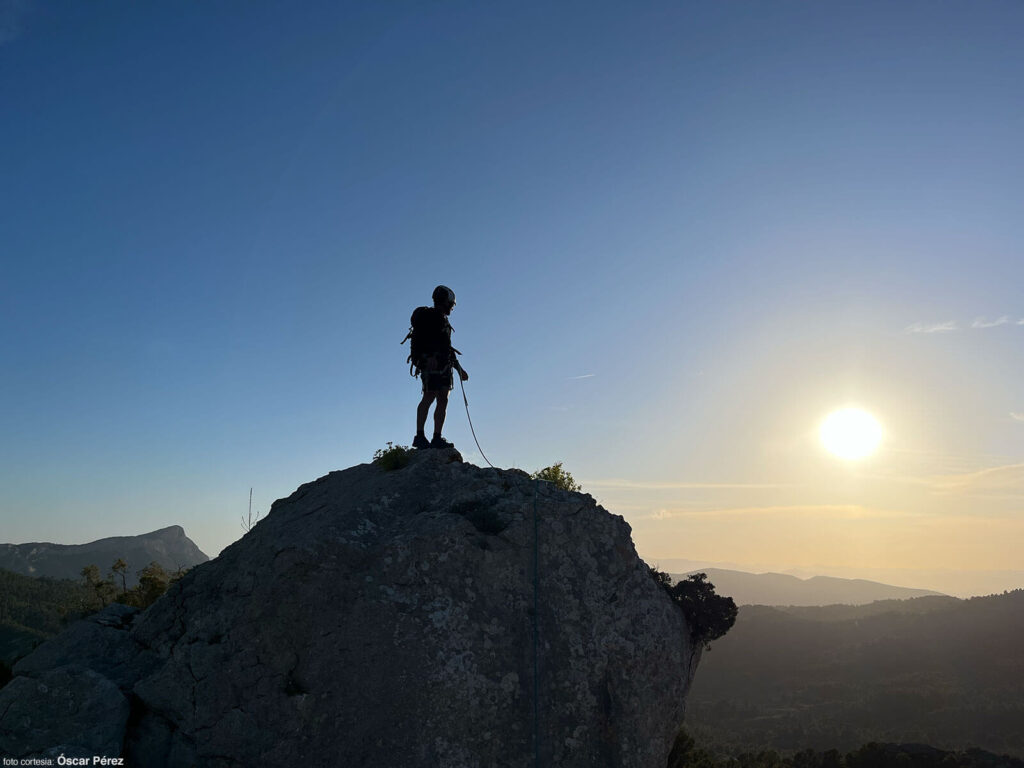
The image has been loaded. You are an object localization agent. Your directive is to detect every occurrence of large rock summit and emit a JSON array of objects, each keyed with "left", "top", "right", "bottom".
[{"left": 1, "top": 449, "right": 699, "bottom": 767}]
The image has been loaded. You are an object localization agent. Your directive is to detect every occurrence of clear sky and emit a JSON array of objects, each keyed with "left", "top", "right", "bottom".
[{"left": 2, "top": 1, "right": 1021, "bottom": 597}]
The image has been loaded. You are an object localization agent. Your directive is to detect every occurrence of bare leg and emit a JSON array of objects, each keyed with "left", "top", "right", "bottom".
[
  {"left": 433, "top": 391, "right": 449, "bottom": 437},
  {"left": 417, "top": 391, "right": 436, "bottom": 435}
]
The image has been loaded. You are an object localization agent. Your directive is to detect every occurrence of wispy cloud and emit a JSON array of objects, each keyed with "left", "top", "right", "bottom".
[
  {"left": 905, "top": 321, "right": 958, "bottom": 334},
  {"left": 645, "top": 504, "right": 913, "bottom": 521},
  {"left": 567, "top": 373, "right": 595, "bottom": 380},
  {"left": 972, "top": 316, "right": 1011, "bottom": 329},
  {"left": 906, "top": 315, "right": 1024, "bottom": 334},
  {"left": 586, "top": 479, "right": 795, "bottom": 490},
  {"left": 924, "top": 463, "right": 1024, "bottom": 494},
  {"left": 1011, "top": 413, "right": 1024, "bottom": 423}
]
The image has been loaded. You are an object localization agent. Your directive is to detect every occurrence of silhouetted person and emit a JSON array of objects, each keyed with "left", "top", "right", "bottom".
[{"left": 405, "top": 285, "right": 468, "bottom": 449}]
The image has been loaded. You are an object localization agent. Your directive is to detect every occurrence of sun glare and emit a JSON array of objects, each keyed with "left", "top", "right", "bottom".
[{"left": 819, "top": 408, "right": 883, "bottom": 460}]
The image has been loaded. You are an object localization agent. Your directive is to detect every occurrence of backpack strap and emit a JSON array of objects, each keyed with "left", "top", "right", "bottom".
[{"left": 400, "top": 326, "right": 416, "bottom": 375}]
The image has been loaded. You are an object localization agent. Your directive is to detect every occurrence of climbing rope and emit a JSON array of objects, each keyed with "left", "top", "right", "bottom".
[
  {"left": 532, "top": 477, "right": 541, "bottom": 768},
  {"left": 459, "top": 375, "right": 556, "bottom": 766},
  {"left": 458, "top": 375, "right": 495, "bottom": 468}
]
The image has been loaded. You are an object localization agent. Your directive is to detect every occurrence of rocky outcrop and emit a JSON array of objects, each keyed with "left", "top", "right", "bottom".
[
  {"left": 0, "top": 525, "right": 209, "bottom": 586},
  {"left": 0, "top": 604, "right": 152, "bottom": 760},
  {"left": 0, "top": 449, "right": 699, "bottom": 767}
]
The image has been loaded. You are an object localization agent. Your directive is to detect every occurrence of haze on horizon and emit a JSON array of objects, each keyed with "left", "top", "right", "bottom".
[{"left": 1, "top": 1, "right": 1021, "bottom": 599}]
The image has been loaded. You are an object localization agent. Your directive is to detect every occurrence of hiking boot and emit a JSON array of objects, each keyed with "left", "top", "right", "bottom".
[
  {"left": 412, "top": 434, "right": 430, "bottom": 450},
  {"left": 430, "top": 436, "right": 454, "bottom": 449}
]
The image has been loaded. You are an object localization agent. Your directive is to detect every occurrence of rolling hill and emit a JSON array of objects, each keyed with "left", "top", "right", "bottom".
[
  {"left": 686, "top": 590, "right": 1024, "bottom": 757},
  {"left": 675, "top": 568, "right": 946, "bottom": 606}
]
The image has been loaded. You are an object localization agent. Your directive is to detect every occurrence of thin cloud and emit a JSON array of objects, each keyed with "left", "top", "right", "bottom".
[
  {"left": 971, "top": 316, "right": 1011, "bottom": 329},
  {"left": 906, "top": 316, "right": 1023, "bottom": 333},
  {"left": 645, "top": 504, "right": 912, "bottom": 521},
  {"left": 1011, "top": 413, "right": 1024, "bottom": 423},
  {"left": 567, "top": 373, "right": 595, "bottom": 380},
  {"left": 905, "top": 321, "right": 957, "bottom": 334},
  {"left": 924, "top": 462, "right": 1024, "bottom": 494},
  {"left": 586, "top": 479, "right": 795, "bottom": 490}
]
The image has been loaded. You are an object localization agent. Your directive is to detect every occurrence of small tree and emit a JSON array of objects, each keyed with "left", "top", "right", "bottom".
[
  {"left": 133, "top": 562, "right": 171, "bottom": 608},
  {"left": 81, "top": 564, "right": 116, "bottom": 608},
  {"left": 110, "top": 558, "right": 129, "bottom": 599},
  {"left": 671, "top": 572, "right": 738, "bottom": 649},
  {"left": 666, "top": 728, "right": 722, "bottom": 768},
  {"left": 651, "top": 569, "right": 737, "bottom": 651},
  {"left": 170, "top": 563, "right": 191, "bottom": 584},
  {"left": 242, "top": 487, "right": 263, "bottom": 532},
  {"left": 531, "top": 462, "right": 582, "bottom": 492}
]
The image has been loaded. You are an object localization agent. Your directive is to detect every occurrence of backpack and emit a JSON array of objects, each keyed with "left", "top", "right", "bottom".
[{"left": 401, "top": 306, "right": 447, "bottom": 376}]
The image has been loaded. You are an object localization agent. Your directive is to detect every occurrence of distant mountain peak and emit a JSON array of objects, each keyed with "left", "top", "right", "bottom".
[
  {"left": 139, "top": 525, "right": 186, "bottom": 538},
  {"left": 0, "top": 527, "right": 209, "bottom": 586}
]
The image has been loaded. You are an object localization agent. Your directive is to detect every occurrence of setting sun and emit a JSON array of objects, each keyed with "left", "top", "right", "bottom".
[{"left": 819, "top": 408, "right": 884, "bottom": 460}]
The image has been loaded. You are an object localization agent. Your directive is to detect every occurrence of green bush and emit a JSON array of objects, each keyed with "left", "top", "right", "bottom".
[
  {"left": 128, "top": 562, "right": 175, "bottom": 609},
  {"left": 373, "top": 442, "right": 413, "bottom": 471},
  {"left": 651, "top": 569, "right": 737, "bottom": 650},
  {"left": 531, "top": 461, "right": 582, "bottom": 492}
]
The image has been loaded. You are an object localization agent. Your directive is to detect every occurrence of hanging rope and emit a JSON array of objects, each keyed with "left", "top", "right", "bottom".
[
  {"left": 458, "top": 375, "right": 495, "bottom": 468},
  {"left": 459, "top": 375, "right": 556, "bottom": 765},
  {"left": 532, "top": 478, "right": 541, "bottom": 767}
]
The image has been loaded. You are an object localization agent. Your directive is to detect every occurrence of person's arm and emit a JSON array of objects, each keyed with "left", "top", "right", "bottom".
[{"left": 449, "top": 348, "right": 468, "bottom": 380}]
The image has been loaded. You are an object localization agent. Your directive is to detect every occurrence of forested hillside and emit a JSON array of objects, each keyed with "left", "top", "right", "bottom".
[
  {"left": 0, "top": 568, "right": 97, "bottom": 685},
  {"left": 670, "top": 736, "right": 1024, "bottom": 768},
  {"left": 686, "top": 590, "right": 1024, "bottom": 758}
]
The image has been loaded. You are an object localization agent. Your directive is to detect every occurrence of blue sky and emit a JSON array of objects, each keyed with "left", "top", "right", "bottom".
[{"left": 2, "top": 1, "right": 1022, "bottom": 594}]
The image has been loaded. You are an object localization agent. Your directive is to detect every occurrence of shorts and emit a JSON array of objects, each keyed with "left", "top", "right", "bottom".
[{"left": 421, "top": 367, "right": 453, "bottom": 393}]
